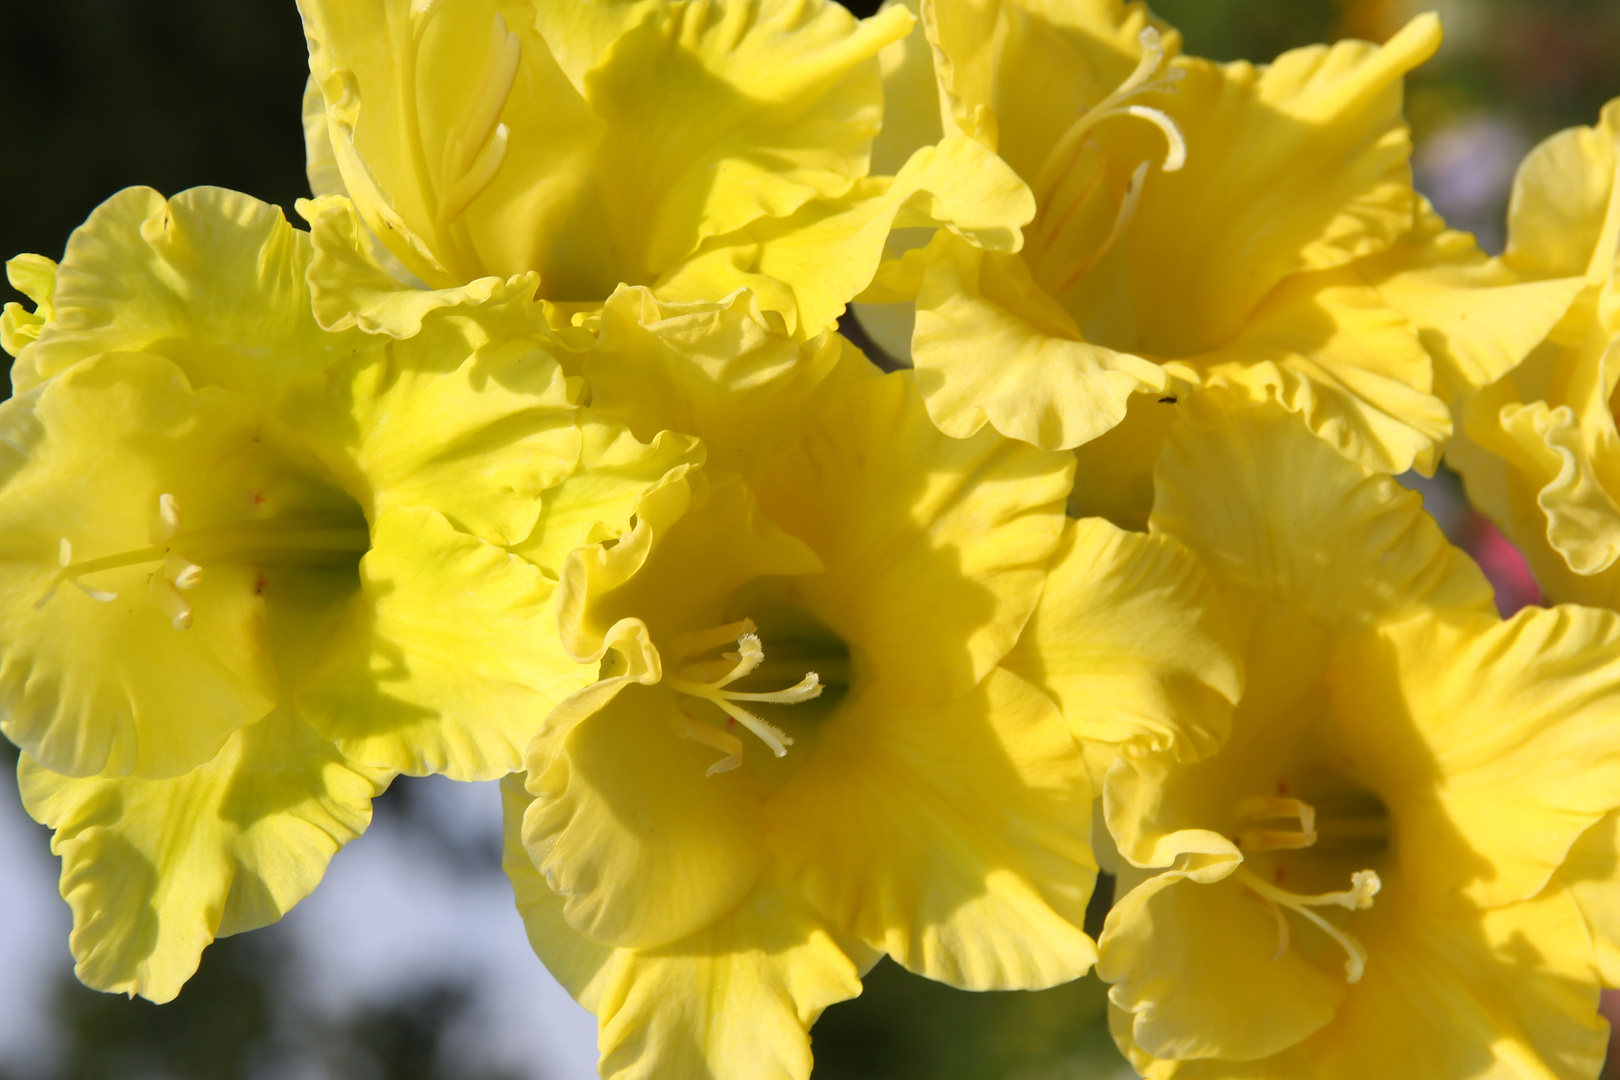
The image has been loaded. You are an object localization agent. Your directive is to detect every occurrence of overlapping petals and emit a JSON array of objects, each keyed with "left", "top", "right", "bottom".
[{"left": 8, "top": 4, "right": 1620, "bottom": 1080}]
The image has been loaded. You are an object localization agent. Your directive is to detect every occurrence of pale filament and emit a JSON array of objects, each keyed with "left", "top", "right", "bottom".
[
  {"left": 665, "top": 620, "right": 823, "bottom": 777},
  {"left": 38, "top": 494, "right": 370, "bottom": 631},
  {"left": 1028, "top": 26, "right": 1188, "bottom": 293},
  {"left": 1232, "top": 792, "right": 1382, "bottom": 983}
]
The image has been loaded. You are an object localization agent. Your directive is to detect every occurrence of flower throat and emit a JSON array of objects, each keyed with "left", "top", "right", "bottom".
[{"left": 39, "top": 493, "right": 370, "bottom": 630}]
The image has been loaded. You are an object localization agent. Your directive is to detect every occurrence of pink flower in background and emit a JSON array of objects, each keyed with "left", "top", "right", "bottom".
[{"left": 1464, "top": 513, "right": 1543, "bottom": 615}]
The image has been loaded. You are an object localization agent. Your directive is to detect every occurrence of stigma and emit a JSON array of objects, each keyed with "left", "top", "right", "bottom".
[{"left": 665, "top": 619, "right": 823, "bottom": 777}]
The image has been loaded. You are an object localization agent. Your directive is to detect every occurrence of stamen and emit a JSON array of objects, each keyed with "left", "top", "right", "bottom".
[
  {"left": 668, "top": 711, "right": 745, "bottom": 776},
  {"left": 1046, "top": 161, "right": 1149, "bottom": 295},
  {"left": 436, "top": 15, "right": 520, "bottom": 231},
  {"left": 1032, "top": 26, "right": 1181, "bottom": 203},
  {"left": 670, "top": 619, "right": 756, "bottom": 665},
  {"left": 1025, "top": 25, "right": 1186, "bottom": 296},
  {"left": 35, "top": 494, "right": 367, "bottom": 620},
  {"left": 153, "top": 493, "right": 182, "bottom": 544},
  {"left": 152, "top": 576, "right": 193, "bottom": 631},
  {"left": 1253, "top": 891, "right": 1291, "bottom": 961},
  {"left": 166, "top": 554, "right": 203, "bottom": 590},
  {"left": 1237, "top": 867, "right": 1381, "bottom": 982},
  {"left": 666, "top": 628, "right": 823, "bottom": 776},
  {"left": 1233, "top": 795, "right": 1318, "bottom": 852}
]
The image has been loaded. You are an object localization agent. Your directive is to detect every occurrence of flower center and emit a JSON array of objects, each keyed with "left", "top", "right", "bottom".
[
  {"left": 38, "top": 493, "right": 371, "bottom": 630},
  {"left": 1024, "top": 26, "right": 1187, "bottom": 299},
  {"left": 1231, "top": 793, "right": 1384, "bottom": 983},
  {"left": 664, "top": 618, "right": 824, "bottom": 777},
  {"left": 405, "top": 2, "right": 521, "bottom": 271}
]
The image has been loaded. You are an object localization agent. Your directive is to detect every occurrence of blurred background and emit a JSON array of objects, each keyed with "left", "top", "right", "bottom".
[{"left": 0, "top": 0, "right": 1616, "bottom": 1077}]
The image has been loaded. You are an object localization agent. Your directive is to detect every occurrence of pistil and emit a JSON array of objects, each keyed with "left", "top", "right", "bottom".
[{"left": 666, "top": 620, "right": 823, "bottom": 776}]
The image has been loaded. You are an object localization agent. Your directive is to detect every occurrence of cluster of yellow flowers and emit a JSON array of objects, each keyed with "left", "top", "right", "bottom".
[{"left": 6, "top": 0, "right": 1620, "bottom": 1076}]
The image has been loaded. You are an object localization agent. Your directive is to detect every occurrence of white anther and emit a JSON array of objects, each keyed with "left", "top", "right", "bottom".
[
  {"left": 153, "top": 576, "right": 193, "bottom": 631},
  {"left": 152, "top": 493, "right": 183, "bottom": 544},
  {"left": 58, "top": 537, "right": 72, "bottom": 568},
  {"left": 73, "top": 580, "right": 118, "bottom": 604}
]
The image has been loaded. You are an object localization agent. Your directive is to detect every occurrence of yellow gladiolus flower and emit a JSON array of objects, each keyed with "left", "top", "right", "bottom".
[
  {"left": 296, "top": 0, "right": 1031, "bottom": 339},
  {"left": 1448, "top": 99, "right": 1620, "bottom": 609},
  {"left": 1096, "top": 395, "right": 1620, "bottom": 1079},
  {"left": 1, "top": 185, "right": 598, "bottom": 781},
  {"left": 860, "top": 0, "right": 1562, "bottom": 525},
  {"left": 0, "top": 185, "right": 701, "bottom": 1002},
  {"left": 500, "top": 352, "right": 1239, "bottom": 1078}
]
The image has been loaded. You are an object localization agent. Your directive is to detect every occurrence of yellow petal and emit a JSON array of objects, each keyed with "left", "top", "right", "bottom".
[
  {"left": 1329, "top": 606, "right": 1620, "bottom": 911},
  {"left": 1197, "top": 266, "right": 1451, "bottom": 476},
  {"left": 17, "top": 706, "right": 388, "bottom": 1004},
  {"left": 1503, "top": 98, "right": 1620, "bottom": 283},
  {"left": 723, "top": 135, "right": 1035, "bottom": 336},
  {"left": 923, "top": 0, "right": 1176, "bottom": 168},
  {"left": 1106, "top": 999, "right": 1314, "bottom": 1079},
  {"left": 755, "top": 372, "right": 1072, "bottom": 704},
  {"left": 1503, "top": 392, "right": 1620, "bottom": 579},
  {"left": 523, "top": 680, "right": 768, "bottom": 949},
  {"left": 1002, "top": 517, "right": 1241, "bottom": 786},
  {"left": 1558, "top": 809, "right": 1620, "bottom": 986},
  {"left": 299, "top": 193, "right": 565, "bottom": 340},
  {"left": 20, "top": 187, "right": 341, "bottom": 397},
  {"left": 502, "top": 777, "right": 862, "bottom": 1080},
  {"left": 1, "top": 253, "right": 57, "bottom": 359},
  {"left": 1065, "top": 386, "right": 1184, "bottom": 530},
  {"left": 767, "top": 668, "right": 1098, "bottom": 990},
  {"left": 1361, "top": 201, "right": 1588, "bottom": 401},
  {"left": 511, "top": 415, "right": 703, "bottom": 578},
  {"left": 0, "top": 352, "right": 310, "bottom": 778},
  {"left": 1151, "top": 393, "right": 1495, "bottom": 633},
  {"left": 1112, "top": 17, "right": 1439, "bottom": 355},
  {"left": 559, "top": 468, "right": 822, "bottom": 665},
  {"left": 580, "top": 0, "right": 913, "bottom": 282},
  {"left": 278, "top": 317, "right": 580, "bottom": 548},
  {"left": 297, "top": 507, "right": 585, "bottom": 780},
  {"left": 1102, "top": 600, "right": 1324, "bottom": 873},
  {"left": 1098, "top": 869, "right": 1345, "bottom": 1062},
  {"left": 585, "top": 286, "right": 877, "bottom": 475},
  {"left": 1299, "top": 885, "right": 1606, "bottom": 1080},
  {"left": 911, "top": 236, "right": 1175, "bottom": 448},
  {"left": 299, "top": 0, "right": 595, "bottom": 288},
  {"left": 869, "top": 0, "right": 942, "bottom": 176},
  {"left": 302, "top": 75, "right": 345, "bottom": 200}
]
